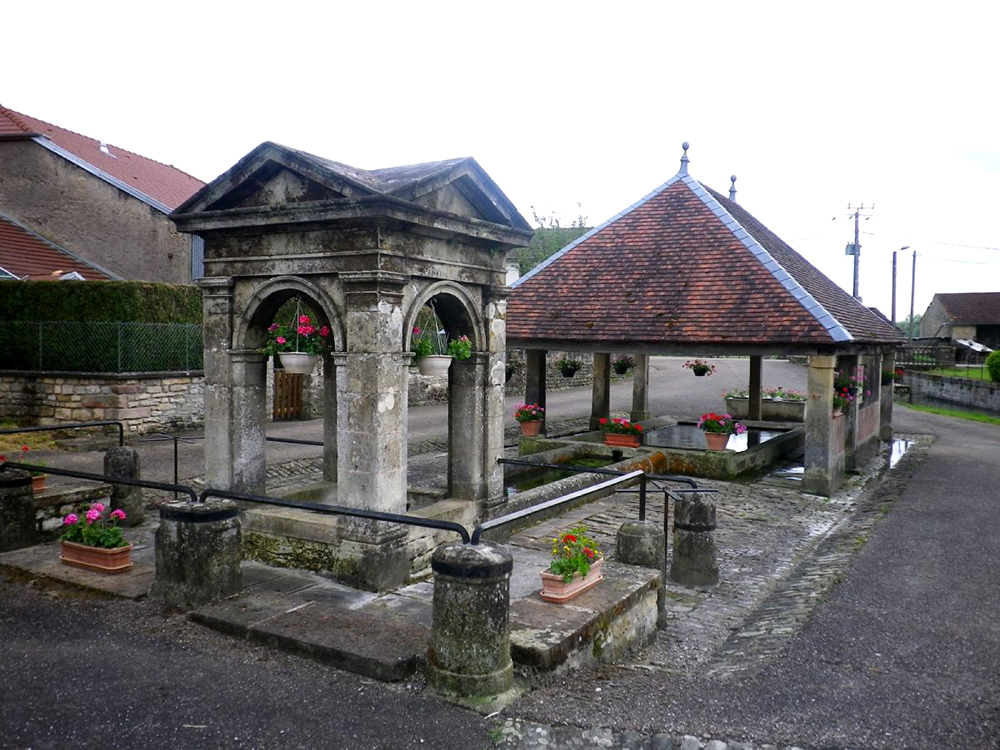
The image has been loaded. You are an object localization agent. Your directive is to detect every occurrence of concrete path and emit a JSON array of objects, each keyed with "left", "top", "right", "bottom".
[{"left": 498, "top": 405, "right": 1000, "bottom": 749}]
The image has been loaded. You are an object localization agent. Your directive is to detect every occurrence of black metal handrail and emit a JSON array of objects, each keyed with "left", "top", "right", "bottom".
[
  {"left": 472, "top": 470, "right": 646, "bottom": 544},
  {"left": 200, "top": 488, "right": 471, "bottom": 544},
  {"left": 0, "top": 420, "right": 125, "bottom": 447},
  {"left": 0, "top": 462, "right": 199, "bottom": 503},
  {"left": 498, "top": 457, "right": 701, "bottom": 488}
]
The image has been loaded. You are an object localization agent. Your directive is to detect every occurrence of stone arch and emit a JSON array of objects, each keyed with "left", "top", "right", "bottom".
[
  {"left": 404, "top": 281, "right": 486, "bottom": 352},
  {"left": 234, "top": 275, "right": 346, "bottom": 352}
]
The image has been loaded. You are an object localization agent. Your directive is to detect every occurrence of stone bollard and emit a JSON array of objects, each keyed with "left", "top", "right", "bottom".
[
  {"left": 428, "top": 542, "right": 514, "bottom": 698},
  {"left": 616, "top": 519, "right": 665, "bottom": 568},
  {"left": 670, "top": 492, "right": 719, "bottom": 587},
  {"left": 0, "top": 468, "right": 36, "bottom": 552},
  {"left": 150, "top": 499, "right": 242, "bottom": 608},
  {"left": 104, "top": 446, "right": 144, "bottom": 527}
]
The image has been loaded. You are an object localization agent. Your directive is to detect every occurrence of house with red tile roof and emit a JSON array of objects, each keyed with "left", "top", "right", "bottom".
[
  {"left": 0, "top": 105, "right": 204, "bottom": 283},
  {"left": 919, "top": 292, "right": 1000, "bottom": 349},
  {"left": 508, "top": 144, "right": 904, "bottom": 495}
]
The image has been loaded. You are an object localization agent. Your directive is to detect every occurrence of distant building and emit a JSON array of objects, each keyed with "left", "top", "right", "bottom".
[
  {"left": 919, "top": 292, "right": 1000, "bottom": 349},
  {"left": 0, "top": 105, "right": 204, "bottom": 283}
]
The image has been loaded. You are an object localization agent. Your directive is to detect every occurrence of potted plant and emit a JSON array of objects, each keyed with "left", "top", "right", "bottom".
[
  {"left": 59, "top": 503, "right": 132, "bottom": 574},
  {"left": 697, "top": 412, "right": 746, "bottom": 451},
  {"left": 261, "top": 314, "right": 331, "bottom": 375},
  {"left": 683, "top": 359, "right": 716, "bottom": 377},
  {"left": 763, "top": 387, "right": 807, "bottom": 421},
  {"left": 832, "top": 368, "right": 865, "bottom": 415},
  {"left": 599, "top": 416, "right": 643, "bottom": 448},
  {"left": 881, "top": 368, "right": 905, "bottom": 386},
  {"left": 612, "top": 355, "right": 635, "bottom": 375},
  {"left": 540, "top": 526, "right": 603, "bottom": 603},
  {"left": 557, "top": 357, "right": 583, "bottom": 378},
  {"left": 446, "top": 335, "right": 473, "bottom": 361},
  {"left": 514, "top": 403, "right": 545, "bottom": 436},
  {"left": 4, "top": 446, "right": 47, "bottom": 492}
]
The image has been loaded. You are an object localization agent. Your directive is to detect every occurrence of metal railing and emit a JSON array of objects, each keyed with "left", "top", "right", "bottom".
[
  {"left": 0, "top": 462, "right": 199, "bottom": 503},
  {"left": 0, "top": 420, "right": 125, "bottom": 447},
  {"left": 200, "top": 488, "right": 470, "bottom": 544}
]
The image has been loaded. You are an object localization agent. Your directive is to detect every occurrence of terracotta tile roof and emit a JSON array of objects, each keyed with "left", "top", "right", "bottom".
[
  {"left": 0, "top": 213, "right": 114, "bottom": 281},
  {"left": 0, "top": 105, "right": 204, "bottom": 211},
  {"left": 932, "top": 292, "right": 1000, "bottom": 324},
  {"left": 508, "top": 167, "right": 903, "bottom": 348}
]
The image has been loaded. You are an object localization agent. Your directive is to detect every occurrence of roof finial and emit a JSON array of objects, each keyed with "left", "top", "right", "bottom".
[
  {"left": 729, "top": 174, "right": 738, "bottom": 203},
  {"left": 679, "top": 141, "right": 690, "bottom": 174}
]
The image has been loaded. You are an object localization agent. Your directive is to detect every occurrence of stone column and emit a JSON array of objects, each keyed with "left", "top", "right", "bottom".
[
  {"left": 0, "top": 468, "right": 35, "bottom": 552},
  {"left": 428, "top": 542, "right": 513, "bottom": 698},
  {"left": 880, "top": 350, "right": 895, "bottom": 442},
  {"left": 229, "top": 350, "right": 268, "bottom": 494},
  {"left": 841, "top": 355, "right": 861, "bottom": 470},
  {"left": 631, "top": 353, "right": 651, "bottom": 422},
  {"left": 104, "top": 446, "right": 143, "bottom": 526},
  {"left": 670, "top": 492, "right": 719, "bottom": 587},
  {"left": 198, "top": 277, "right": 236, "bottom": 490},
  {"left": 748, "top": 355, "right": 763, "bottom": 420},
  {"left": 150, "top": 499, "right": 242, "bottom": 608},
  {"left": 803, "top": 354, "right": 844, "bottom": 495},
  {"left": 323, "top": 353, "right": 342, "bottom": 483},
  {"left": 482, "top": 289, "right": 509, "bottom": 513},
  {"left": 338, "top": 271, "right": 409, "bottom": 516},
  {"left": 524, "top": 349, "right": 547, "bottom": 434},
  {"left": 590, "top": 352, "right": 611, "bottom": 430},
  {"left": 449, "top": 354, "right": 488, "bottom": 502}
]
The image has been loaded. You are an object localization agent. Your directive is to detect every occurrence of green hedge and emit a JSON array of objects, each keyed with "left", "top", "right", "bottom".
[{"left": 0, "top": 280, "right": 201, "bottom": 323}]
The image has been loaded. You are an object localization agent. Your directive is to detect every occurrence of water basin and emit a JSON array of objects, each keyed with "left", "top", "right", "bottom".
[
  {"left": 505, "top": 456, "right": 614, "bottom": 497},
  {"left": 644, "top": 423, "right": 786, "bottom": 453}
]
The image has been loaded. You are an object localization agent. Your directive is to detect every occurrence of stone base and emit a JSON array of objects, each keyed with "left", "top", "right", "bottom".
[
  {"left": 241, "top": 498, "right": 480, "bottom": 592},
  {"left": 616, "top": 520, "right": 665, "bottom": 569},
  {"left": 670, "top": 529, "right": 720, "bottom": 587}
]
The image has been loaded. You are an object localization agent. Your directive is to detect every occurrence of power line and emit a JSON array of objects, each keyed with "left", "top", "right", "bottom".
[
  {"left": 917, "top": 254, "right": 998, "bottom": 265},
  {"left": 927, "top": 240, "right": 1000, "bottom": 252}
]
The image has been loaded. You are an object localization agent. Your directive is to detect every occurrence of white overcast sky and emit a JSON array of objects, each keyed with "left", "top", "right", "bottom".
[{"left": 5, "top": 1, "right": 999, "bottom": 320}]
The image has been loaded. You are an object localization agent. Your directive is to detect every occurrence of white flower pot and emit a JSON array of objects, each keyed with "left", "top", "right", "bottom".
[
  {"left": 417, "top": 355, "right": 451, "bottom": 377},
  {"left": 278, "top": 352, "right": 318, "bottom": 374}
]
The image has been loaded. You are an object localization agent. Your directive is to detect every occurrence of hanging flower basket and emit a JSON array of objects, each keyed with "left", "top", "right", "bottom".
[
  {"left": 417, "top": 355, "right": 452, "bottom": 376},
  {"left": 278, "top": 352, "right": 319, "bottom": 374}
]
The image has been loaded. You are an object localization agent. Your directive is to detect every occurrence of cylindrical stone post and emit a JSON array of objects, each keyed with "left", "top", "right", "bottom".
[
  {"left": 428, "top": 542, "right": 513, "bottom": 698},
  {"left": 150, "top": 499, "right": 242, "bottom": 608},
  {"left": 670, "top": 492, "right": 719, "bottom": 587},
  {"left": 0, "top": 468, "right": 36, "bottom": 552},
  {"left": 616, "top": 520, "right": 664, "bottom": 568},
  {"left": 104, "top": 446, "right": 144, "bottom": 527}
]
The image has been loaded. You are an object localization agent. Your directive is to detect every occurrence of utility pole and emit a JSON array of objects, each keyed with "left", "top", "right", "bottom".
[
  {"left": 909, "top": 248, "right": 917, "bottom": 340},
  {"left": 842, "top": 203, "right": 872, "bottom": 300},
  {"left": 893, "top": 246, "right": 908, "bottom": 327}
]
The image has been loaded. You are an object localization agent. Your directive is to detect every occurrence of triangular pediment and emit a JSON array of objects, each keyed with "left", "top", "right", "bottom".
[{"left": 173, "top": 142, "right": 379, "bottom": 215}]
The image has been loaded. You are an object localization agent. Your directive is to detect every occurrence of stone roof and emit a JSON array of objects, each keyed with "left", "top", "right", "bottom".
[
  {"left": 0, "top": 105, "right": 204, "bottom": 211},
  {"left": 932, "top": 292, "right": 1000, "bottom": 324},
  {"left": 508, "top": 156, "right": 903, "bottom": 348}
]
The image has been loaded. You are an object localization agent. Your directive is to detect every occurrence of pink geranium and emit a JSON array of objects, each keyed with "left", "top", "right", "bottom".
[
  {"left": 276, "top": 336, "right": 286, "bottom": 344},
  {"left": 93, "top": 502, "right": 105, "bottom": 513},
  {"left": 298, "top": 315, "right": 311, "bottom": 324},
  {"left": 110, "top": 509, "right": 126, "bottom": 521},
  {"left": 85, "top": 509, "right": 100, "bottom": 524},
  {"left": 64, "top": 513, "right": 78, "bottom": 525}
]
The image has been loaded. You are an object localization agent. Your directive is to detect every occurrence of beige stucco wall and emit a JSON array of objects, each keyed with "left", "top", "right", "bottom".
[{"left": 0, "top": 140, "right": 193, "bottom": 283}]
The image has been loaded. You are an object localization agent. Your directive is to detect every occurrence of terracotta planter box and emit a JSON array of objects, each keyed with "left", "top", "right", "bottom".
[
  {"left": 519, "top": 420, "right": 542, "bottom": 436},
  {"left": 31, "top": 474, "right": 47, "bottom": 493},
  {"left": 703, "top": 432, "right": 730, "bottom": 451},
  {"left": 60, "top": 541, "right": 133, "bottom": 574},
  {"left": 540, "top": 557, "right": 603, "bottom": 603},
  {"left": 603, "top": 432, "right": 640, "bottom": 448}
]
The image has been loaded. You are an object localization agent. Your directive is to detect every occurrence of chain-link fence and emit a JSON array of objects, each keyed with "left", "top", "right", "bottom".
[{"left": 0, "top": 321, "right": 203, "bottom": 373}]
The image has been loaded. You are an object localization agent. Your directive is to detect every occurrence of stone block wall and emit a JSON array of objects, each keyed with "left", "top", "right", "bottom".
[
  {"left": 0, "top": 371, "right": 204, "bottom": 434},
  {"left": 908, "top": 372, "right": 1000, "bottom": 413}
]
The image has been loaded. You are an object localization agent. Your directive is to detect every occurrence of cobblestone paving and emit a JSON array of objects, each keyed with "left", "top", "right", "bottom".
[{"left": 496, "top": 435, "right": 932, "bottom": 749}]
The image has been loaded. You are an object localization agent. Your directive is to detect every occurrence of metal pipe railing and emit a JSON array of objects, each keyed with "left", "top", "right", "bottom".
[
  {"left": 471, "top": 470, "right": 646, "bottom": 544},
  {"left": 200, "top": 488, "right": 471, "bottom": 544},
  {"left": 0, "top": 420, "right": 125, "bottom": 447},
  {"left": 0, "top": 461, "right": 199, "bottom": 504}
]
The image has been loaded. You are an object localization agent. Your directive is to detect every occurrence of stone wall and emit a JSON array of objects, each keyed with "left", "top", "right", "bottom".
[
  {"left": 908, "top": 372, "right": 1000, "bottom": 413},
  {"left": 0, "top": 140, "right": 194, "bottom": 284},
  {"left": 0, "top": 371, "right": 204, "bottom": 434}
]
